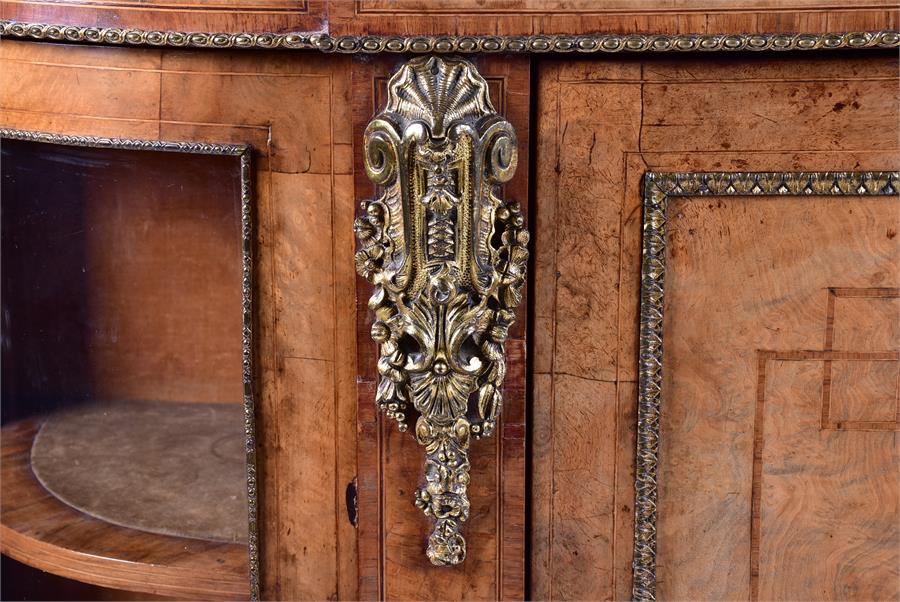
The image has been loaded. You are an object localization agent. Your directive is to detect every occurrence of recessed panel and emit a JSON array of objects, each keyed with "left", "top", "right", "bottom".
[{"left": 658, "top": 193, "right": 899, "bottom": 601}]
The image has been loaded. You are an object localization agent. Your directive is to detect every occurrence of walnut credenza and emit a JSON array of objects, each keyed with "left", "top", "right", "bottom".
[{"left": 0, "top": 2, "right": 898, "bottom": 600}]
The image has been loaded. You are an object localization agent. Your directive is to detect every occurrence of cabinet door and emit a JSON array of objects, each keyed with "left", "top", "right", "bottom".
[
  {"left": 531, "top": 52, "right": 899, "bottom": 600},
  {"left": 0, "top": 41, "right": 360, "bottom": 602}
]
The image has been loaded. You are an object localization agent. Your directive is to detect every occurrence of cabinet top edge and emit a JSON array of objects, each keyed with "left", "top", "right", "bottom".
[{"left": 1, "top": 21, "right": 898, "bottom": 53}]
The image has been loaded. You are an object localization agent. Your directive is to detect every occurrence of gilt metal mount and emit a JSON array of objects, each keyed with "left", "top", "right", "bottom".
[{"left": 355, "top": 56, "right": 528, "bottom": 566}]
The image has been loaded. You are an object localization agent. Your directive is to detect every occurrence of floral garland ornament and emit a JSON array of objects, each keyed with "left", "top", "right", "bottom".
[{"left": 355, "top": 56, "right": 528, "bottom": 566}]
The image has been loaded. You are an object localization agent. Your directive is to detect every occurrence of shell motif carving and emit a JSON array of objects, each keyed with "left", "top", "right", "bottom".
[{"left": 355, "top": 56, "right": 528, "bottom": 566}]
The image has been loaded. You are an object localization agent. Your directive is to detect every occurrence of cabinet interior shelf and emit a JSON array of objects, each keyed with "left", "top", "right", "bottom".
[{"left": 0, "top": 417, "right": 250, "bottom": 600}]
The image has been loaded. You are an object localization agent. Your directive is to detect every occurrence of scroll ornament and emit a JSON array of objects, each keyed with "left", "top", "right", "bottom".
[{"left": 354, "top": 56, "right": 528, "bottom": 566}]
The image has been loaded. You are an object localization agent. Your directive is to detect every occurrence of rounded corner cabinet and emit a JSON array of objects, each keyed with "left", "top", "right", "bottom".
[{"left": 0, "top": 2, "right": 898, "bottom": 601}]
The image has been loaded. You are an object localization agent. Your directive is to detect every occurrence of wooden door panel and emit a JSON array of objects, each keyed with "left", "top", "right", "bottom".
[
  {"left": 660, "top": 194, "right": 898, "bottom": 600},
  {"left": 533, "top": 52, "right": 899, "bottom": 600},
  {"left": 0, "top": 42, "right": 360, "bottom": 601}
]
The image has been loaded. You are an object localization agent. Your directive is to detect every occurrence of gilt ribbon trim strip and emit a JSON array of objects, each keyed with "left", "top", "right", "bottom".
[{"left": 0, "top": 21, "right": 897, "bottom": 53}]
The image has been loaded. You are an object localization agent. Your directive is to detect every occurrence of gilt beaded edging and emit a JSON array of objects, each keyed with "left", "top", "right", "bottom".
[
  {"left": 0, "top": 20, "right": 898, "bottom": 52},
  {"left": 0, "top": 128, "right": 249, "bottom": 155},
  {"left": 0, "top": 127, "right": 261, "bottom": 602},
  {"left": 633, "top": 170, "right": 900, "bottom": 602}
]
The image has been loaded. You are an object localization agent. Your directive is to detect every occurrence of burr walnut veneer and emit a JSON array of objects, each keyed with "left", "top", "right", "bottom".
[{"left": 0, "top": 3, "right": 898, "bottom": 600}]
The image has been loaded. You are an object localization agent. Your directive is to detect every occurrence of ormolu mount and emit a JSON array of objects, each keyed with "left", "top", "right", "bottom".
[{"left": 354, "top": 56, "right": 528, "bottom": 566}]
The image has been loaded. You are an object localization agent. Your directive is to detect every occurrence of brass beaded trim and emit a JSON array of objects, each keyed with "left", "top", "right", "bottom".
[
  {"left": 634, "top": 170, "right": 900, "bottom": 602},
  {"left": 0, "top": 127, "right": 261, "bottom": 601},
  {"left": 0, "top": 128, "right": 248, "bottom": 155},
  {"left": 0, "top": 20, "right": 898, "bottom": 52}
]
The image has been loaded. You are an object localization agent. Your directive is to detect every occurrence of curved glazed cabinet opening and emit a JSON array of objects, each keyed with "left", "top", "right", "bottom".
[{"left": 0, "top": 133, "right": 255, "bottom": 601}]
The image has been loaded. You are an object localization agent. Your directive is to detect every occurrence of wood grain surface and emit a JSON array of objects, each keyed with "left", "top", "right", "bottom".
[
  {"left": 0, "top": 419, "right": 250, "bottom": 600},
  {"left": 0, "top": 41, "right": 358, "bottom": 601},
  {"left": 663, "top": 193, "right": 899, "bottom": 600},
  {"left": 351, "top": 54, "right": 529, "bottom": 602},
  {"left": 0, "top": 0, "right": 325, "bottom": 35},
  {"left": 330, "top": 0, "right": 899, "bottom": 37},
  {"left": 532, "top": 51, "right": 899, "bottom": 600},
  {"left": 1, "top": 0, "right": 896, "bottom": 37}
]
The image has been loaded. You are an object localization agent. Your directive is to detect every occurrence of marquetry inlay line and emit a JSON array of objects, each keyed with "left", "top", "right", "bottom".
[
  {"left": 9, "top": 0, "right": 310, "bottom": 14},
  {"left": 0, "top": 109, "right": 273, "bottom": 132},
  {"left": 821, "top": 287, "right": 900, "bottom": 431},
  {"left": 353, "top": 0, "right": 897, "bottom": 15},
  {"left": 1, "top": 56, "right": 337, "bottom": 77},
  {"left": 752, "top": 347, "right": 900, "bottom": 600}
]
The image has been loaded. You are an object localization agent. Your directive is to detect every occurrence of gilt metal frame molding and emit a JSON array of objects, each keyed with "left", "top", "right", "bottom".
[
  {"left": 0, "top": 128, "right": 249, "bottom": 157},
  {"left": 634, "top": 170, "right": 900, "bottom": 602},
  {"left": 355, "top": 56, "right": 527, "bottom": 566},
  {"left": 0, "top": 20, "right": 898, "bottom": 52},
  {"left": 0, "top": 127, "right": 261, "bottom": 601}
]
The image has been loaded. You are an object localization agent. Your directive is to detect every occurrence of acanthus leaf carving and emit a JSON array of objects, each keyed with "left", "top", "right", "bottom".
[{"left": 355, "top": 56, "right": 528, "bottom": 566}]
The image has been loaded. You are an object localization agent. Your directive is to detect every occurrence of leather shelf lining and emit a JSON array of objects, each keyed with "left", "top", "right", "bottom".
[{"left": 31, "top": 400, "right": 249, "bottom": 544}]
